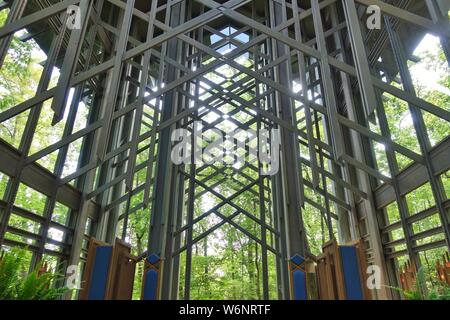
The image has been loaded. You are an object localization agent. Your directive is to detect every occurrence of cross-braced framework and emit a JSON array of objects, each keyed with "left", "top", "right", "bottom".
[{"left": 0, "top": 0, "right": 449, "bottom": 300}]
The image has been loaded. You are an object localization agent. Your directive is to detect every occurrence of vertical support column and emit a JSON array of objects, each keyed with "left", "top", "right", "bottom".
[
  {"left": 269, "top": 0, "right": 307, "bottom": 299},
  {"left": 95, "top": 0, "right": 135, "bottom": 160},
  {"left": 105, "top": 55, "right": 141, "bottom": 243},
  {"left": 271, "top": 172, "right": 290, "bottom": 299},
  {"left": 336, "top": 0, "right": 391, "bottom": 300},
  {"left": 311, "top": 0, "right": 345, "bottom": 161},
  {"left": 342, "top": 0, "right": 378, "bottom": 116},
  {"left": 263, "top": 4, "right": 289, "bottom": 300},
  {"left": 272, "top": 0, "right": 306, "bottom": 254},
  {"left": 66, "top": 89, "right": 105, "bottom": 291},
  {"left": 343, "top": 93, "right": 391, "bottom": 300},
  {"left": 170, "top": 170, "right": 187, "bottom": 299},
  {"left": 161, "top": 3, "right": 184, "bottom": 300},
  {"left": 328, "top": 2, "right": 358, "bottom": 244},
  {"left": 183, "top": 4, "right": 203, "bottom": 297},
  {"left": 94, "top": 0, "right": 136, "bottom": 242},
  {"left": 257, "top": 119, "right": 270, "bottom": 299},
  {"left": 169, "top": 15, "right": 195, "bottom": 296},
  {"left": 125, "top": 0, "right": 158, "bottom": 191},
  {"left": 147, "top": 0, "right": 184, "bottom": 299},
  {"left": 291, "top": 0, "right": 319, "bottom": 189},
  {"left": 253, "top": 1, "right": 269, "bottom": 300}
]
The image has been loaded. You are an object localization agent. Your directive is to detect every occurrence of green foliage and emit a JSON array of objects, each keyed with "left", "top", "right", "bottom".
[
  {"left": 390, "top": 267, "right": 450, "bottom": 300},
  {"left": 427, "top": 284, "right": 450, "bottom": 300},
  {"left": 407, "top": 266, "right": 427, "bottom": 300},
  {"left": 0, "top": 247, "right": 24, "bottom": 299},
  {"left": 0, "top": 10, "right": 40, "bottom": 149},
  {"left": 0, "top": 247, "right": 69, "bottom": 300}
]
